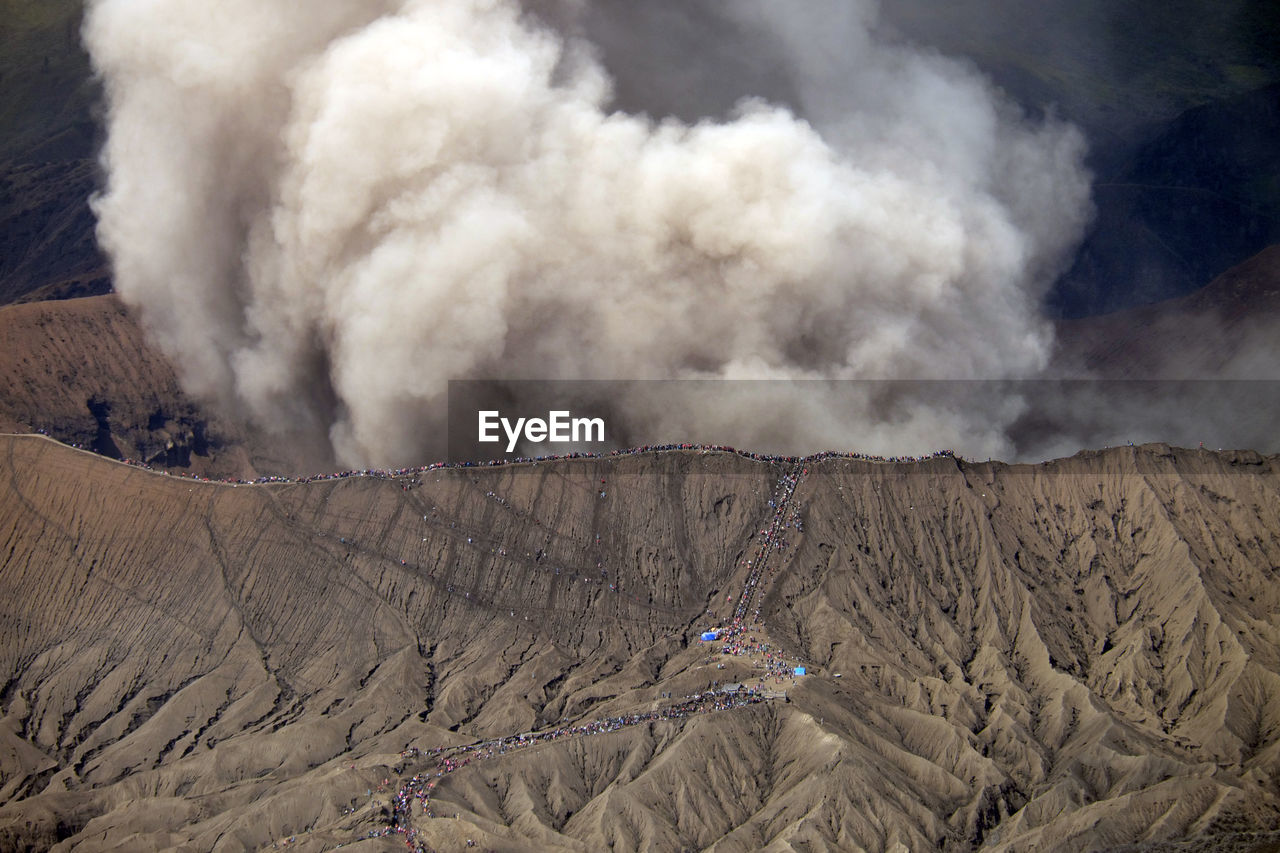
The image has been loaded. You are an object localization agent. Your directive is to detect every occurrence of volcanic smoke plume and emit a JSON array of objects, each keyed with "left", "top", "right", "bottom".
[{"left": 85, "top": 0, "right": 1091, "bottom": 466}]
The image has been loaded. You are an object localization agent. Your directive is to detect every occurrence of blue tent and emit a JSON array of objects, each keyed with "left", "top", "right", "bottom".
[
  {"left": 700, "top": 631, "right": 719, "bottom": 641},
  {"left": 794, "top": 666, "right": 806, "bottom": 676}
]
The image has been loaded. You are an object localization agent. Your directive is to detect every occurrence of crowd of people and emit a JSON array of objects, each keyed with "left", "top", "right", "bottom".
[
  {"left": 716, "top": 635, "right": 799, "bottom": 685},
  {"left": 42, "top": 429, "right": 958, "bottom": 488},
  {"left": 369, "top": 689, "right": 771, "bottom": 852},
  {"left": 692, "top": 466, "right": 812, "bottom": 694},
  {"left": 732, "top": 465, "right": 804, "bottom": 625}
]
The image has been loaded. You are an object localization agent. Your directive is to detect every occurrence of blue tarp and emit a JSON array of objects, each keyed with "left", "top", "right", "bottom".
[
  {"left": 794, "top": 666, "right": 806, "bottom": 676},
  {"left": 700, "top": 631, "right": 719, "bottom": 641}
]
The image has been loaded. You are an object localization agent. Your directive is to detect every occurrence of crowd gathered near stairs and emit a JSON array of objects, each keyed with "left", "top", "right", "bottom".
[
  {"left": 38, "top": 428, "right": 956, "bottom": 487},
  {"left": 345, "top": 464, "right": 813, "bottom": 852}
]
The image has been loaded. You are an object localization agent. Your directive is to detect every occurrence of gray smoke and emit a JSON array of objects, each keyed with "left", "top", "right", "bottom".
[{"left": 85, "top": 0, "right": 1092, "bottom": 466}]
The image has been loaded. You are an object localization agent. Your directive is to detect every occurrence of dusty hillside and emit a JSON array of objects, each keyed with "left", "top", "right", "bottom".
[
  {"left": 0, "top": 295, "right": 313, "bottom": 478},
  {"left": 1, "top": 436, "right": 1279, "bottom": 851},
  {"left": 1055, "top": 243, "right": 1280, "bottom": 377}
]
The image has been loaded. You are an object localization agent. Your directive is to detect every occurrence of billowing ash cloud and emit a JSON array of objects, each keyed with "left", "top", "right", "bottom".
[{"left": 85, "top": 0, "right": 1092, "bottom": 466}]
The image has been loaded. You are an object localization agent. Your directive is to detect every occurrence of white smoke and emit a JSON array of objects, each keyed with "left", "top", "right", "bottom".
[{"left": 85, "top": 0, "right": 1092, "bottom": 467}]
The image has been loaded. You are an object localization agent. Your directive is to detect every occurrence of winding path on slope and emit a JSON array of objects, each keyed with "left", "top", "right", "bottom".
[
  {"left": 372, "top": 690, "right": 779, "bottom": 852},
  {"left": 359, "top": 464, "right": 812, "bottom": 852}
]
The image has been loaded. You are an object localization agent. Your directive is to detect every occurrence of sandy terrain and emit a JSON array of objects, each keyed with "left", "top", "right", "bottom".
[{"left": 2, "top": 436, "right": 1279, "bottom": 851}]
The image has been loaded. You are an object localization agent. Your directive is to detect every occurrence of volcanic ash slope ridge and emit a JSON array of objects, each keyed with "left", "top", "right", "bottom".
[{"left": 1, "top": 436, "right": 1279, "bottom": 851}]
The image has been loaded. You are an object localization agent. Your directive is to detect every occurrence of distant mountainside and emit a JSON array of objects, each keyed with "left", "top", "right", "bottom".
[
  {"left": 1055, "top": 243, "right": 1280, "bottom": 377},
  {"left": 0, "top": 0, "right": 108, "bottom": 305},
  {"left": 881, "top": 0, "right": 1280, "bottom": 149},
  {"left": 1051, "top": 85, "right": 1280, "bottom": 316},
  {"left": 0, "top": 294, "right": 315, "bottom": 478},
  {"left": 862, "top": 0, "right": 1280, "bottom": 314},
  {"left": 1, "top": 436, "right": 1279, "bottom": 850}
]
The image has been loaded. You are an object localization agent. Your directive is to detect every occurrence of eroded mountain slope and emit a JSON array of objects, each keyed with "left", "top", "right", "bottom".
[
  {"left": 1, "top": 436, "right": 1279, "bottom": 852},
  {"left": 768, "top": 448, "right": 1280, "bottom": 850}
]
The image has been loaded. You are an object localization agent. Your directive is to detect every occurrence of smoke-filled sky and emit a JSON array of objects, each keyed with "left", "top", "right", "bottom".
[{"left": 85, "top": 0, "right": 1097, "bottom": 466}]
